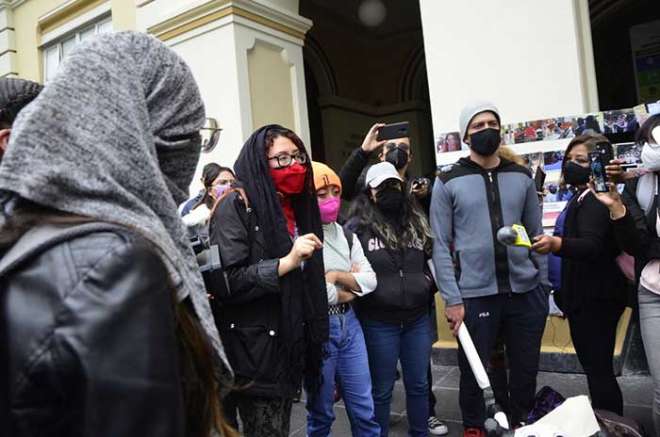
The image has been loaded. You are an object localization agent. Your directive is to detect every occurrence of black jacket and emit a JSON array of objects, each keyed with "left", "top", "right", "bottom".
[
  {"left": 351, "top": 225, "right": 434, "bottom": 324},
  {"left": 1, "top": 229, "right": 184, "bottom": 437},
  {"left": 209, "top": 191, "right": 297, "bottom": 398},
  {"left": 613, "top": 177, "right": 660, "bottom": 286},
  {"left": 554, "top": 191, "right": 628, "bottom": 314}
]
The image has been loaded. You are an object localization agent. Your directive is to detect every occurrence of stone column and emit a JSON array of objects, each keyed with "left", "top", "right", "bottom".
[
  {"left": 0, "top": 5, "right": 17, "bottom": 78},
  {"left": 138, "top": 0, "right": 312, "bottom": 194}
]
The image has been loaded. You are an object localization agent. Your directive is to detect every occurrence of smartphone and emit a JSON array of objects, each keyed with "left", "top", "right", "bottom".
[
  {"left": 589, "top": 141, "right": 614, "bottom": 193},
  {"left": 411, "top": 177, "right": 429, "bottom": 191},
  {"left": 377, "top": 122, "right": 410, "bottom": 141},
  {"left": 534, "top": 167, "right": 546, "bottom": 193}
]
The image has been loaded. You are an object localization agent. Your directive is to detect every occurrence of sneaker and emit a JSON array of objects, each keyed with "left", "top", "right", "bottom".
[
  {"left": 428, "top": 416, "right": 449, "bottom": 435},
  {"left": 463, "top": 427, "right": 485, "bottom": 437}
]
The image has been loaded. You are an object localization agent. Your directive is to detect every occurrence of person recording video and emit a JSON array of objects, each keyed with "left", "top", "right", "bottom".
[{"left": 531, "top": 134, "right": 629, "bottom": 416}]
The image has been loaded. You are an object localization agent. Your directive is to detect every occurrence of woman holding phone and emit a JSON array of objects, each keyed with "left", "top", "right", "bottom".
[
  {"left": 595, "top": 114, "right": 660, "bottom": 435},
  {"left": 531, "top": 134, "right": 628, "bottom": 415}
]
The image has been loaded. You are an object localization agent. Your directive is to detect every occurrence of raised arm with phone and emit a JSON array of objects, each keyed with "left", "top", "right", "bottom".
[{"left": 530, "top": 134, "right": 628, "bottom": 416}]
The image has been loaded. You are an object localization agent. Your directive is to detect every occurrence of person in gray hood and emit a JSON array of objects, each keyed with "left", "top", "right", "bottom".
[
  {"left": 0, "top": 32, "right": 234, "bottom": 437},
  {"left": 430, "top": 101, "right": 549, "bottom": 436}
]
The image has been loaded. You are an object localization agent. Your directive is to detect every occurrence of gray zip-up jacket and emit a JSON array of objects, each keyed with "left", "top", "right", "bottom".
[{"left": 431, "top": 157, "right": 549, "bottom": 306}]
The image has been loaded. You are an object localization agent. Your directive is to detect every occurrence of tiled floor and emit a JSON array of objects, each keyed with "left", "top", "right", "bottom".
[{"left": 287, "top": 366, "right": 655, "bottom": 436}]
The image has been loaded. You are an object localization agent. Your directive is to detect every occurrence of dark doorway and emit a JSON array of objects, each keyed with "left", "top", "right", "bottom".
[
  {"left": 590, "top": 0, "right": 660, "bottom": 110},
  {"left": 300, "top": 0, "right": 435, "bottom": 179}
]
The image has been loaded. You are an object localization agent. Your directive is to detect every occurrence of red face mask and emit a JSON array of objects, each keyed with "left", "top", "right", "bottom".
[{"left": 270, "top": 163, "right": 307, "bottom": 195}]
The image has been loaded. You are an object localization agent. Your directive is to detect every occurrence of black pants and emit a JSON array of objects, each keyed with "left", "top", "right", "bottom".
[
  {"left": 458, "top": 287, "right": 548, "bottom": 428},
  {"left": 223, "top": 393, "right": 293, "bottom": 437},
  {"left": 568, "top": 299, "right": 625, "bottom": 415}
]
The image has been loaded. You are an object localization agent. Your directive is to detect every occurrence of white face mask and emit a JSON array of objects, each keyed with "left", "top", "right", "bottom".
[
  {"left": 641, "top": 126, "right": 660, "bottom": 172},
  {"left": 641, "top": 143, "right": 660, "bottom": 172},
  {"left": 653, "top": 126, "right": 660, "bottom": 145}
]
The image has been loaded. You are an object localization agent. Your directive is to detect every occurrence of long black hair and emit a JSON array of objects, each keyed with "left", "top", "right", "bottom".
[
  {"left": 348, "top": 184, "right": 432, "bottom": 255},
  {"left": 232, "top": 124, "right": 327, "bottom": 395}
]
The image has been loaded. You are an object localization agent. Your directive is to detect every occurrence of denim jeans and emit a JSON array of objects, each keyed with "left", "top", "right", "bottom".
[
  {"left": 639, "top": 287, "right": 660, "bottom": 436},
  {"left": 306, "top": 307, "right": 380, "bottom": 437},
  {"left": 361, "top": 313, "right": 433, "bottom": 437}
]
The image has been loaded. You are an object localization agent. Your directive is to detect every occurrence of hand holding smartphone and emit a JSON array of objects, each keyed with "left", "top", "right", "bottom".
[
  {"left": 376, "top": 121, "right": 410, "bottom": 142},
  {"left": 589, "top": 142, "right": 614, "bottom": 193}
]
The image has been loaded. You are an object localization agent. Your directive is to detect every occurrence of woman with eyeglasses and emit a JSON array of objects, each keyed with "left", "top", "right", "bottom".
[
  {"left": 346, "top": 161, "right": 436, "bottom": 437},
  {"left": 209, "top": 125, "right": 328, "bottom": 436}
]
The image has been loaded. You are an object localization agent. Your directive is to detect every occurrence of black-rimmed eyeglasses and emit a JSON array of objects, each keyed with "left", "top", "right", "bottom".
[{"left": 268, "top": 152, "right": 308, "bottom": 169}]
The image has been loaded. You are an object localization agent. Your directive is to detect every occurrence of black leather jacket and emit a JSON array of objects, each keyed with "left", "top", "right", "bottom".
[{"left": 1, "top": 228, "right": 185, "bottom": 437}]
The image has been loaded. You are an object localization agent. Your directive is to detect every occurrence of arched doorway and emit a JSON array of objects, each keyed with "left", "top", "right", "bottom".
[{"left": 300, "top": 0, "right": 435, "bottom": 179}]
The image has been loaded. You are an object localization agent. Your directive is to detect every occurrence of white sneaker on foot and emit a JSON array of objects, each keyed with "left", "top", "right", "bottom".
[{"left": 428, "top": 416, "right": 449, "bottom": 435}]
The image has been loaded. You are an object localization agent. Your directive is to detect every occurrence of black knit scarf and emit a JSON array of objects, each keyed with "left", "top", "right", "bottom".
[{"left": 233, "top": 125, "right": 328, "bottom": 395}]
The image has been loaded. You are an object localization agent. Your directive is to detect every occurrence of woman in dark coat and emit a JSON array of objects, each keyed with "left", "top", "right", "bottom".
[
  {"left": 532, "top": 134, "right": 628, "bottom": 414},
  {"left": 0, "top": 32, "right": 234, "bottom": 437},
  {"left": 210, "top": 125, "right": 328, "bottom": 436}
]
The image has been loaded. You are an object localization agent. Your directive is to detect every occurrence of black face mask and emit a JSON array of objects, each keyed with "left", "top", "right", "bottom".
[
  {"left": 385, "top": 148, "right": 409, "bottom": 170},
  {"left": 375, "top": 188, "right": 404, "bottom": 214},
  {"left": 469, "top": 128, "right": 501, "bottom": 156},
  {"left": 563, "top": 160, "right": 591, "bottom": 186}
]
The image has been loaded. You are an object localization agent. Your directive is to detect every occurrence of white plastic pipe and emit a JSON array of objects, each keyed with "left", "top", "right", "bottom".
[
  {"left": 457, "top": 323, "right": 490, "bottom": 390},
  {"left": 494, "top": 412, "right": 510, "bottom": 431}
]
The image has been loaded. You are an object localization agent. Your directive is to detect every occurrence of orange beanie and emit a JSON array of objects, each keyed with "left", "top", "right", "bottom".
[{"left": 312, "top": 161, "right": 342, "bottom": 194}]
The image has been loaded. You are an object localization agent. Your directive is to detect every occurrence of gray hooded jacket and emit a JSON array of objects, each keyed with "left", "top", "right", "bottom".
[{"left": 431, "top": 157, "right": 549, "bottom": 306}]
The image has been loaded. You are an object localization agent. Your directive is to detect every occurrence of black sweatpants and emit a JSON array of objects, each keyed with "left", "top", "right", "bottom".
[
  {"left": 458, "top": 287, "right": 548, "bottom": 428},
  {"left": 567, "top": 299, "right": 625, "bottom": 415}
]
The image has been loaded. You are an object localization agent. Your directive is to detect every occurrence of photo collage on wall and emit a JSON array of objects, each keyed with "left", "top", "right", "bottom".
[
  {"left": 518, "top": 142, "right": 643, "bottom": 228},
  {"left": 434, "top": 103, "right": 654, "bottom": 229},
  {"left": 435, "top": 105, "right": 650, "bottom": 157}
]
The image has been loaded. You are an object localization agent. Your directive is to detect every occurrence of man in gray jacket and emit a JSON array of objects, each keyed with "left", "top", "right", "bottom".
[{"left": 430, "top": 101, "right": 549, "bottom": 436}]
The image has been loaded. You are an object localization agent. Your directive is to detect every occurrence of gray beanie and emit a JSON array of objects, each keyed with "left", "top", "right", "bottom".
[
  {"left": 458, "top": 100, "right": 501, "bottom": 142},
  {"left": 0, "top": 78, "right": 43, "bottom": 126}
]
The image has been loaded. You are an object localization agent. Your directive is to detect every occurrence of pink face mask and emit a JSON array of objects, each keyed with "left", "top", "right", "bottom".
[
  {"left": 213, "top": 183, "right": 230, "bottom": 199},
  {"left": 318, "top": 196, "right": 341, "bottom": 224}
]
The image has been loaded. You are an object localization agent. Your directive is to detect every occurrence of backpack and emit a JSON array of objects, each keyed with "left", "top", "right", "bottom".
[
  {"left": 343, "top": 226, "right": 354, "bottom": 253},
  {"left": 594, "top": 409, "right": 647, "bottom": 437},
  {"left": 527, "top": 386, "right": 566, "bottom": 424}
]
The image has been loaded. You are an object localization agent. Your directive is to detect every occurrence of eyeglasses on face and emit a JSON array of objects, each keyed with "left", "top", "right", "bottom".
[{"left": 268, "top": 151, "right": 308, "bottom": 169}]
